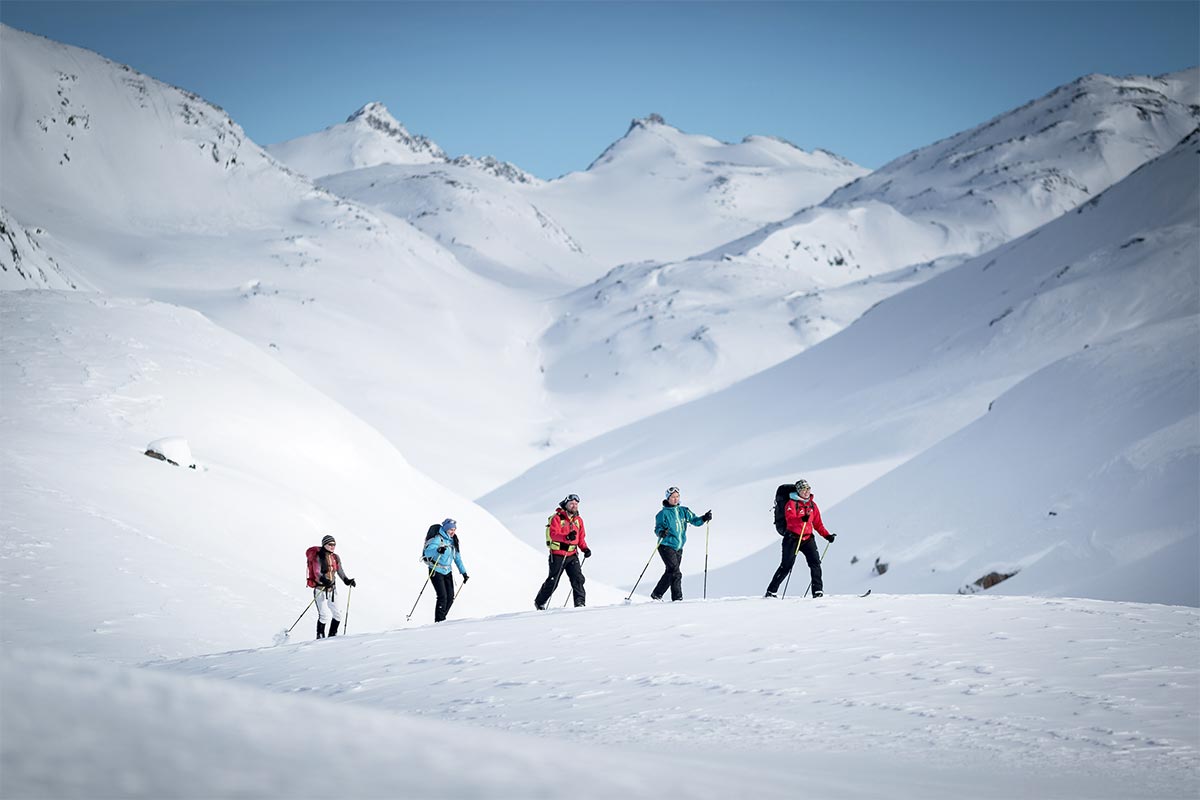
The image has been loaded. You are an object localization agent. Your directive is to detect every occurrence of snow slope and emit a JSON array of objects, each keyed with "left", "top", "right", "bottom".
[
  {"left": 0, "top": 290, "right": 621, "bottom": 663},
  {"left": 482, "top": 130, "right": 1200, "bottom": 606},
  {"left": 0, "top": 25, "right": 557, "bottom": 494},
  {"left": 139, "top": 596, "right": 1198, "bottom": 800},
  {"left": 536, "top": 71, "right": 1200, "bottom": 429}
]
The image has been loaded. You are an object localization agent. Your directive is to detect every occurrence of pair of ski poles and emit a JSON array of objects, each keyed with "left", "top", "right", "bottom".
[
  {"left": 282, "top": 584, "right": 354, "bottom": 637},
  {"left": 781, "top": 537, "right": 832, "bottom": 598},
  {"left": 625, "top": 522, "right": 713, "bottom": 602},
  {"left": 406, "top": 558, "right": 469, "bottom": 622}
]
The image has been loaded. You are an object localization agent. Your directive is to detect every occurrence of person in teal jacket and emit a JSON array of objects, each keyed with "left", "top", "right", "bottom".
[
  {"left": 422, "top": 519, "right": 468, "bottom": 622},
  {"left": 650, "top": 487, "right": 711, "bottom": 601}
]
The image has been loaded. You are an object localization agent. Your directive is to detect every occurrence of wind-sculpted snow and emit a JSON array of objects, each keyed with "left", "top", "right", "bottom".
[{"left": 149, "top": 596, "right": 1200, "bottom": 799}]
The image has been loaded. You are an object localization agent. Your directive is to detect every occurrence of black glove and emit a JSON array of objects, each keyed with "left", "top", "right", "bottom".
[
  {"left": 461, "top": 574, "right": 470, "bottom": 583},
  {"left": 700, "top": 510, "right": 712, "bottom": 523},
  {"left": 320, "top": 577, "right": 334, "bottom": 589},
  {"left": 801, "top": 514, "right": 810, "bottom": 522},
  {"left": 826, "top": 532, "right": 837, "bottom": 542},
  {"left": 582, "top": 547, "right": 592, "bottom": 558},
  {"left": 346, "top": 578, "right": 357, "bottom": 587},
  {"left": 566, "top": 531, "right": 578, "bottom": 541},
  {"left": 437, "top": 545, "right": 447, "bottom": 553}
]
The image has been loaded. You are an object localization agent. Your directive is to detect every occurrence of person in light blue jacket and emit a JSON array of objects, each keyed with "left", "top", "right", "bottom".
[
  {"left": 422, "top": 519, "right": 468, "bottom": 622},
  {"left": 650, "top": 487, "right": 711, "bottom": 601}
]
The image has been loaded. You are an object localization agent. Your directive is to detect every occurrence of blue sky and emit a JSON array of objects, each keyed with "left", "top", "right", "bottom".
[{"left": 3, "top": 1, "right": 1196, "bottom": 178}]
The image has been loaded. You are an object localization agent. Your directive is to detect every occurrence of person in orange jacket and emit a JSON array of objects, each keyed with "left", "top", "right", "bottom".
[
  {"left": 765, "top": 479, "right": 835, "bottom": 598},
  {"left": 534, "top": 493, "right": 590, "bottom": 609}
]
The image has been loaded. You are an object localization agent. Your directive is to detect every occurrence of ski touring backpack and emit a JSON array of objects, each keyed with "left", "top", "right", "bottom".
[
  {"left": 306, "top": 545, "right": 323, "bottom": 588},
  {"left": 773, "top": 483, "right": 794, "bottom": 535}
]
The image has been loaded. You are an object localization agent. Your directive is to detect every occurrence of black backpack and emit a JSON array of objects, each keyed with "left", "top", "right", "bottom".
[
  {"left": 424, "top": 523, "right": 461, "bottom": 553},
  {"left": 772, "top": 484, "right": 793, "bottom": 535}
]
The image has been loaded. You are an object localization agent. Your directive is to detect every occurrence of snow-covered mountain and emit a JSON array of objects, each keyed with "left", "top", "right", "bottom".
[
  {"left": 270, "top": 108, "right": 867, "bottom": 290},
  {"left": 482, "top": 129, "right": 1200, "bottom": 606},
  {"left": 535, "top": 71, "right": 1200, "bottom": 433},
  {"left": 0, "top": 25, "right": 558, "bottom": 495},
  {"left": 317, "top": 160, "right": 598, "bottom": 291},
  {"left": 525, "top": 114, "right": 870, "bottom": 269},
  {"left": 264, "top": 101, "right": 449, "bottom": 176}
]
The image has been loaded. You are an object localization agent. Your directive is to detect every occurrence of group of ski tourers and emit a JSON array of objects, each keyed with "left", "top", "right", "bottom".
[{"left": 303, "top": 479, "right": 835, "bottom": 638}]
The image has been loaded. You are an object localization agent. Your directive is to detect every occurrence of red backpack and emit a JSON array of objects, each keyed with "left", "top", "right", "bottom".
[{"left": 306, "top": 546, "right": 323, "bottom": 588}]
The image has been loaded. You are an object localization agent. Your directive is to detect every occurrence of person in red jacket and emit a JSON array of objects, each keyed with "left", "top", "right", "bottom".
[
  {"left": 306, "top": 534, "right": 356, "bottom": 638},
  {"left": 534, "top": 493, "right": 590, "bottom": 609},
  {"left": 765, "top": 479, "right": 836, "bottom": 598}
]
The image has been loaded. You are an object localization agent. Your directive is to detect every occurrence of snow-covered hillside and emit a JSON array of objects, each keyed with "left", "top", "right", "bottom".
[
  {"left": 35, "top": 597, "right": 1171, "bottom": 796},
  {"left": 0, "top": 291, "right": 624, "bottom": 662},
  {"left": 482, "top": 130, "right": 1200, "bottom": 607},
  {"left": 538, "top": 71, "right": 1200, "bottom": 429},
  {"left": 0, "top": 25, "right": 561, "bottom": 494}
]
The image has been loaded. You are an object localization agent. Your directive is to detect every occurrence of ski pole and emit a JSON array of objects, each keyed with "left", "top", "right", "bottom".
[
  {"left": 802, "top": 540, "right": 833, "bottom": 598},
  {"left": 453, "top": 575, "right": 468, "bottom": 602},
  {"left": 343, "top": 585, "right": 352, "bottom": 634},
  {"left": 406, "top": 565, "right": 436, "bottom": 621},
  {"left": 284, "top": 596, "right": 317, "bottom": 634},
  {"left": 703, "top": 522, "right": 711, "bottom": 599},
  {"left": 625, "top": 538, "right": 664, "bottom": 602}
]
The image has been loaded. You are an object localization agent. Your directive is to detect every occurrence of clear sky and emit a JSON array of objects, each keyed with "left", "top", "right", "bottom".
[{"left": 2, "top": 1, "right": 1197, "bottom": 178}]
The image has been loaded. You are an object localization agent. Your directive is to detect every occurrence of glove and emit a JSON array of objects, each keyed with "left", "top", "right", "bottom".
[
  {"left": 582, "top": 547, "right": 592, "bottom": 558},
  {"left": 700, "top": 510, "right": 712, "bottom": 523},
  {"left": 461, "top": 574, "right": 470, "bottom": 583},
  {"left": 437, "top": 546, "right": 447, "bottom": 553},
  {"left": 566, "top": 531, "right": 578, "bottom": 541},
  {"left": 320, "top": 578, "right": 334, "bottom": 589},
  {"left": 826, "top": 532, "right": 837, "bottom": 542},
  {"left": 801, "top": 514, "right": 810, "bottom": 522},
  {"left": 346, "top": 578, "right": 357, "bottom": 587}
]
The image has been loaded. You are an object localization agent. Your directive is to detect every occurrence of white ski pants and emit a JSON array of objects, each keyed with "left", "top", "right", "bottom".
[{"left": 314, "top": 587, "right": 343, "bottom": 624}]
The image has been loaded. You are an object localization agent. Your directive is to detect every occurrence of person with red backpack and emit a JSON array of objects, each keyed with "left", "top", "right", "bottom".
[
  {"left": 765, "top": 479, "right": 836, "bottom": 598},
  {"left": 534, "top": 494, "right": 590, "bottom": 609},
  {"left": 306, "top": 534, "right": 356, "bottom": 638}
]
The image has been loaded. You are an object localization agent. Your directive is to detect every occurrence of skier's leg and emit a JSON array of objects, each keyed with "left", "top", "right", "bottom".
[
  {"left": 766, "top": 535, "right": 798, "bottom": 594},
  {"left": 564, "top": 555, "right": 586, "bottom": 606},
  {"left": 669, "top": 547, "right": 684, "bottom": 601},
  {"left": 650, "top": 546, "right": 673, "bottom": 600},
  {"left": 800, "top": 537, "right": 824, "bottom": 595},
  {"left": 534, "top": 554, "right": 564, "bottom": 609}
]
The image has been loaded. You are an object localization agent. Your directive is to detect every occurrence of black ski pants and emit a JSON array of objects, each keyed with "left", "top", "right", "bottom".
[
  {"left": 432, "top": 571, "right": 456, "bottom": 622},
  {"left": 651, "top": 544, "right": 684, "bottom": 601},
  {"left": 534, "top": 553, "right": 585, "bottom": 608},
  {"left": 767, "top": 534, "right": 823, "bottom": 595}
]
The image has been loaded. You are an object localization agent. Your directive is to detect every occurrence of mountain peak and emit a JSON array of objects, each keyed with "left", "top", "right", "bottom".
[
  {"left": 346, "top": 101, "right": 398, "bottom": 126},
  {"left": 629, "top": 113, "right": 668, "bottom": 131}
]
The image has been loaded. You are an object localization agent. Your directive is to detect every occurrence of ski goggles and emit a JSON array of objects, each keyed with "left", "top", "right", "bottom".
[
  {"left": 564, "top": 493, "right": 581, "bottom": 503},
  {"left": 665, "top": 486, "right": 680, "bottom": 499}
]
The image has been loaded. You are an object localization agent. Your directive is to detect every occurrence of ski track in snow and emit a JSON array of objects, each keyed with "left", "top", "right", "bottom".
[{"left": 159, "top": 596, "right": 1200, "bottom": 799}]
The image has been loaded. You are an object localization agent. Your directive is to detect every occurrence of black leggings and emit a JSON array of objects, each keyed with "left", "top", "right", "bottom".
[{"left": 432, "top": 571, "right": 456, "bottom": 622}]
